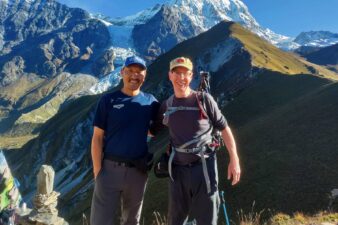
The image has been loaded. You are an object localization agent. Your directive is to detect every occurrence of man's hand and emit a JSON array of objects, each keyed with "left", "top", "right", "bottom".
[
  {"left": 221, "top": 126, "right": 241, "bottom": 185},
  {"left": 227, "top": 158, "right": 241, "bottom": 185}
]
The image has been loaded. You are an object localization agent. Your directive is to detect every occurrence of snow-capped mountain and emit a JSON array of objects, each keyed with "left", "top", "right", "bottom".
[
  {"left": 95, "top": 0, "right": 291, "bottom": 59},
  {"left": 108, "top": 4, "right": 162, "bottom": 26},
  {"left": 167, "top": 0, "right": 290, "bottom": 45},
  {"left": 294, "top": 31, "right": 338, "bottom": 47}
]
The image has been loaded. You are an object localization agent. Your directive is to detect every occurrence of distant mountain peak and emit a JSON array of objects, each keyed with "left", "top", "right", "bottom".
[
  {"left": 164, "top": 0, "right": 256, "bottom": 30},
  {"left": 294, "top": 31, "right": 338, "bottom": 47}
]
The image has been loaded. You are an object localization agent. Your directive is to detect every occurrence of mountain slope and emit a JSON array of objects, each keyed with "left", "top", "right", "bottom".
[
  {"left": 230, "top": 24, "right": 338, "bottom": 79},
  {"left": 0, "top": 72, "right": 98, "bottom": 149},
  {"left": 297, "top": 43, "right": 338, "bottom": 73},
  {"left": 3, "top": 20, "right": 338, "bottom": 224},
  {"left": 0, "top": 0, "right": 113, "bottom": 145},
  {"left": 221, "top": 71, "right": 338, "bottom": 217}
]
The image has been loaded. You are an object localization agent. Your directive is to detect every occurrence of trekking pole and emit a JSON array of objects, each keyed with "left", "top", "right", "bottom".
[
  {"left": 82, "top": 213, "right": 89, "bottom": 225},
  {"left": 220, "top": 191, "right": 230, "bottom": 225}
]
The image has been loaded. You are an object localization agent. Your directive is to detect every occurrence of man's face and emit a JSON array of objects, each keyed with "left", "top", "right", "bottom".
[
  {"left": 121, "top": 64, "right": 146, "bottom": 92},
  {"left": 169, "top": 66, "right": 193, "bottom": 93}
]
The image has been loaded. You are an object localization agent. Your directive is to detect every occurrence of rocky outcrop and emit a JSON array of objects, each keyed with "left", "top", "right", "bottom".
[
  {"left": 0, "top": 56, "right": 25, "bottom": 86},
  {"left": 0, "top": 0, "right": 111, "bottom": 80},
  {"left": 329, "top": 189, "right": 338, "bottom": 211},
  {"left": 92, "top": 49, "right": 115, "bottom": 77},
  {"left": 132, "top": 5, "right": 202, "bottom": 60}
]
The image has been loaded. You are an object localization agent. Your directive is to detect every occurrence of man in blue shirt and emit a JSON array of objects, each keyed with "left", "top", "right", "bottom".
[{"left": 90, "top": 56, "right": 159, "bottom": 225}]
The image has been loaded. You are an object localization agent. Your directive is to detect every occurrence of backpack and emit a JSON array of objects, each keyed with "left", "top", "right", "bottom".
[{"left": 155, "top": 90, "right": 222, "bottom": 194}]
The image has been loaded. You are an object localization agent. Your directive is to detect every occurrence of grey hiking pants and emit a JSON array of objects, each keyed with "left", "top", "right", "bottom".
[
  {"left": 168, "top": 156, "right": 220, "bottom": 225},
  {"left": 90, "top": 159, "right": 148, "bottom": 225}
]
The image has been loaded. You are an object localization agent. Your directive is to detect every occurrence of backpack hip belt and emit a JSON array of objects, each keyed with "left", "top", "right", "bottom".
[
  {"left": 173, "top": 141, "right": 217, "bottom": 153},
  {"left": 168, "top": 143, "right": 214, "bottom": 194},
  {"left": 168, "top": 126, "right": 214, "bottom": 194}
]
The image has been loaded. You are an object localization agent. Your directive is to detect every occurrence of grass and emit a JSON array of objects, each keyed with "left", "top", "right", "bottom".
[
  {"left": 236, "top": 201, "right": 265, "bottom": 225},
  {"left": 0, "top": 134, "right": 38, "bottom": 149},
  {"left": 219, "top": 71, "right": 338, "bottom": 219},
  {"left": 0, "top": 74, "right": 45, "bottom": 104},
  {"left": 230, "top": 23, "right": 338, "bottom": 81},
  {"left": 230, "top": 23, "right": 309, "bottom": 75},
  {"left": 269, "top": 212, "right": 338, "bottom": 225},
  {"left": 297, "top": 56, "right": 338, "bottom": 80}
]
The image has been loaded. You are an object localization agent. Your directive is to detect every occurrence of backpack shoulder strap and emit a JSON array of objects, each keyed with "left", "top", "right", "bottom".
[
  {"left": 162, "top": 95, "right": 174, "bottom": 126},
  {"left": 196, "top": 91, "right": 209, "bottom": 120},
  {"left": 166, "top": 94, "right": 174, "bottom": 109}
]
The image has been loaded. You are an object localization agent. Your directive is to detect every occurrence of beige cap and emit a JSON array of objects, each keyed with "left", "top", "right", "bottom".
[{"left": 170, "top": 57, "right": 193, "bottom": 71}]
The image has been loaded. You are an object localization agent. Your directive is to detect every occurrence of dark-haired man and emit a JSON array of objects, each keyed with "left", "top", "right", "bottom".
[{"left": 91, "top": 55, "right": 159, "bottom": 225}]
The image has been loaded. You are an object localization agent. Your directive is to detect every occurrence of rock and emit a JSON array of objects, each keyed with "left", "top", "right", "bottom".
[
  {"left": 36, "top": 165, "right": 54, "bottom": 196},
  {"left": 39, "top": 61, "right": 57, "bottom": 77},
  {"left": 132, "top": 5, "right": 201, "bottom": 59},
  {"left": 331, "top": 189, "right": 338, "bottom": 198},
  {"left": 0, "top": 56, "right": 25, "bottom": 86},
  {"left": 92, "top": 49, "right": 115, "bottom": 77},
  {"left": 329, "top": 188, "right": 338, "bottom": 211},
  {"left": 17, "top": 165, "right": 69, "bottom": 225}
]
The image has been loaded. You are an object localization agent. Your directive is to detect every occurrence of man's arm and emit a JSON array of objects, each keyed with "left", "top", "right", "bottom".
[
  {"left": 149, "top": 101, "right": 166, "bottom": 137},
  {"left": 91, "top": 126, "right": 105, "bottom": 179},
  {"left": 221, "top": 126, "right": 241, "bottom": 185}
]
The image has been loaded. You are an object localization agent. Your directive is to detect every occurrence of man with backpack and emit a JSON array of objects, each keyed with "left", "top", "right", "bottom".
[{"left": 159, "top": 57, "right": 241, "bottom": 225}]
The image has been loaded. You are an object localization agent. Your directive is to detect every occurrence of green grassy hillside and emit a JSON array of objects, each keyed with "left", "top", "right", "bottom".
[
  {"left": 222, "top": 71, "right": 338, "bottom": 219},
  {"left": 299, "top": 43, "right": 338, "bottom": 73},
  {"left": 230, "top": 23, "right": 338, "bottom": 80},
  {"left": 0, "top": 73, "right": 97, "bottom": 148}
]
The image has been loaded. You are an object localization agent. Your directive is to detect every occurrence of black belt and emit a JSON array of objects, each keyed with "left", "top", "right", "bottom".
[
  {"left": 104, "top": 155, "right": 135, "bottom": 168},
  {"left": 174, "top": 156, "right": 213, "bottom": 168}
]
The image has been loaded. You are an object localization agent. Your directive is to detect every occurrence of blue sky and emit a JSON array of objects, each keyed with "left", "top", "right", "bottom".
[
  {"left": 243, "top": 0, "right": 338, "bottom": 36},
  {"left": 56, "top": 0, "right": 338, "bottom": 37}
]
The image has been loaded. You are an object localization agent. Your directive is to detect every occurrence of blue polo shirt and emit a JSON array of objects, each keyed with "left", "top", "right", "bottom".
[{"left": 93, "top": 90, "right": 159, "bottom": 160}]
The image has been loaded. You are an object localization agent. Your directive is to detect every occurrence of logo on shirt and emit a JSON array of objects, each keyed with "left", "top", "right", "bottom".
[{"left": 113, "top": 104, "right": 124, "bottom": 109}]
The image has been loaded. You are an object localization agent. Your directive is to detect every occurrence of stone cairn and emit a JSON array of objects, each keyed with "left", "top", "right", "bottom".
[{"left": 17, "top": 165, "right": 68, "bottom": 225}]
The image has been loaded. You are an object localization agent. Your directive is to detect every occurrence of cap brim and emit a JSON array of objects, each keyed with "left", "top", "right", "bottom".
[
  {"left": 125, "top": 63, "right": 146, "bottom": 70},
  {"left": 170, "top": 64, "right": 192, "bottom": 71}
]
